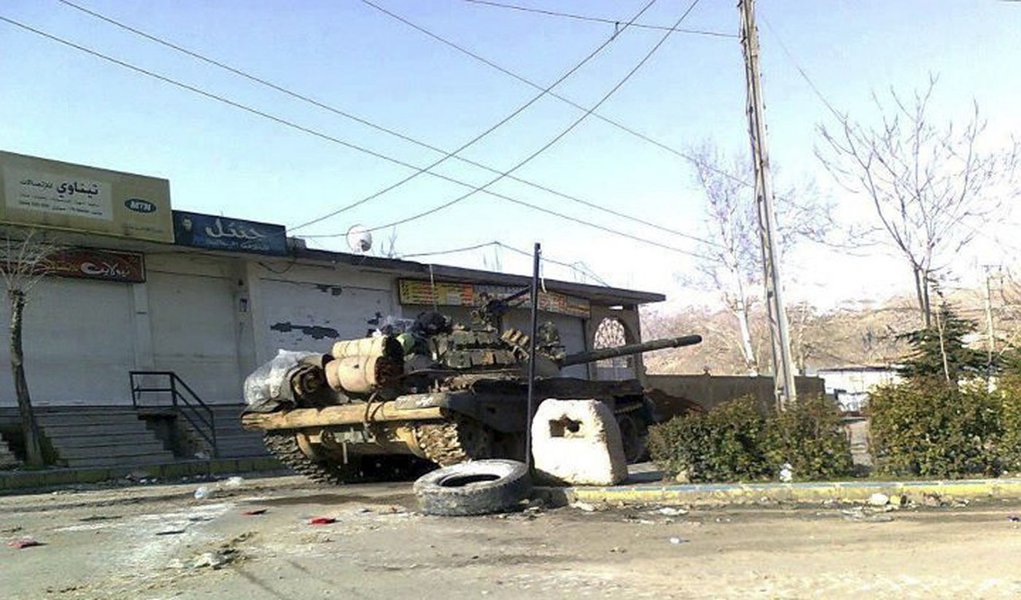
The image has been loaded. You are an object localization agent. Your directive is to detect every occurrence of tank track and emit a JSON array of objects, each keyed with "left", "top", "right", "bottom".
[
  {"left": 414, "top": 416, "right": 493, "bottom": 467},
  {"left": 263, "top": 431, "right": 367, "bottom": 485}
]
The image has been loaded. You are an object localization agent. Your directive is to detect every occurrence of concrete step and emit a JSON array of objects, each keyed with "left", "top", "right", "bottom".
[
  {"left": 36, "top": 408, "right": 175, "bottom": 469},
  {"left": 37, "top": 412, "right": 147, "bottom": 426},
  {"left": 55, "top": 442, "right": 171, "bottom": 461},
  {"left": 47, "top": 433, "right": 161, "bottom": 449},
  {"left": 61, "top": 454, "right": 177, "bottom": 469},
  {"left": 38, "top": 423, "right": 155, "bottom": 437}
]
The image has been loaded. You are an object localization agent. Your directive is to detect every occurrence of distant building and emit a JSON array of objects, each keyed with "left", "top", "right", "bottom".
[{"left": 816, "top": 365, "right": 901, "bottom": 412}]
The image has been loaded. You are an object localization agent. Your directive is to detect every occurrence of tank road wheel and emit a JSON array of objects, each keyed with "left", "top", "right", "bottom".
[
  {"left": 615, "top": 413, "right": 649, "bottom": 464},
  {"left": 263, "top": 431, "right": 367, "bottom": 485},
  {"left": 415, "top": 416, "right": 494, "bottom": 467}
]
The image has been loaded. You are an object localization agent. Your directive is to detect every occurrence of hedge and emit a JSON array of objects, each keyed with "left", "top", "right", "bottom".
[{"left": 649, "top": 395, "right": 852, "bottom": 483}]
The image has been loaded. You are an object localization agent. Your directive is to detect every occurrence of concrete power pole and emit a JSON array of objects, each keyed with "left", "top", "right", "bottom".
[
  {"left": 983, "top": 265, "right": 998, "bottom": 387},
  {"left": 738, "top": 0, "right": 797, "bottom": 409}
]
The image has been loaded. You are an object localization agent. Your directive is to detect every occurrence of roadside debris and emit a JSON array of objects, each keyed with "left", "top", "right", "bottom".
[
  {"left": 655, "top": 507, "right": 688, "bottom": 517},
  {"left": 241, "top": 508, "right": 267, "bottom": 516},
  {"left": 570, "top": 502, "right": 597, "bottom": 513},
  {"left": 308, "top": 517, "right": 336, "bottom": 526},
  {"left": 414, "top": 459, "right": 532, "bottom": 517},
  {"left": 7, "top": 537, "right": 43, "bottom": 549},
  {"left": 1008, "top": 515, "right": 1020, "bottom": 523},
  {"left": 869, "top": 493, "right": 890, "bottom": 507},
  {"left": 194, "top": 486, "right": 212, "bottom": 500},
  {"left": 842, "top": 507, "right": 894, "bottom": 523},
  {"left": 669, "top": 537, "right": 687, "bottom": 545},
  {"left": 779, "top": 463, "right": 794, "bottom": 483},
  {"left": 155, "top": 528, "right": 187, "bottom": 536}
]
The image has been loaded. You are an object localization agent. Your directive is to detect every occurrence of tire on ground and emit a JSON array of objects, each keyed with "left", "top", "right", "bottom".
[{"left": 413, "top": 459, "right": 531, "bottom": 516}]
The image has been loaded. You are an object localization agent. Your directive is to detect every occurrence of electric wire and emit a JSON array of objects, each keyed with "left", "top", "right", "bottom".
[
  {"left": 0, "top": 13, "right": 711, "bottom": 260},
  {"left": 288, "top": 0, "right": 661, "bottom": 232},
  {"left": 55, "top": 0, "right": 719, "bottom": 248},
  {"left": 398, "top": 240, "right": 612, "bottom": 286},
  {"left": 360, "top": 0, "right": 705, "bottom": 235},
  {"left": 360, "top": 0, "right": 751, "bottom": 188},
  {"left": 458, "top": 0, "right": 736, "bottom": 38}
]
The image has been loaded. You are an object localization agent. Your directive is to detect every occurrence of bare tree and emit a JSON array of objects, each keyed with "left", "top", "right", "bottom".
[
  {"left": 0, "top": 229, "right": 60, "bottom": 467},
  {"left": 685, "top": 142, "right": 833, "bottom": 375},
  {"left": 817, "top": 76, "right": 1020, "bottom": 327}
]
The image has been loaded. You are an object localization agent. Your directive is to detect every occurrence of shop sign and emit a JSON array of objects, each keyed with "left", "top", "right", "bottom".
[
  {"left": 173, "top": 210, "right": 288, "bottom": 256},
  {"left": 0, "top": 151, "right": 173, "bottom": 242},
  {"left": 50, "top": 248, "right": 145, "bottom": 283}
]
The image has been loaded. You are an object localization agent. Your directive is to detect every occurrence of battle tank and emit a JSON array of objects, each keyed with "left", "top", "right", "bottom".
[{"left": 240, "top": 296, "right": 702, "bottom": 484}]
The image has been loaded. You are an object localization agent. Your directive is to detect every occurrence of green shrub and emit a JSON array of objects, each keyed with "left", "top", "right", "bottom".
[
  {"left": 649, "top": 397, "right": 770, "bottom": 482},
  {"left": 869, "top": 380, "right": 1002, "bottom": 478},
  {"left": 766, "top": 395, "right": 854, "bottom": 480},
  {"left": 999, "top": 375, "right": 1021, "bottom": 472},
  {"left": 649, "top": 395, "right": 853, "bottom": 483}
]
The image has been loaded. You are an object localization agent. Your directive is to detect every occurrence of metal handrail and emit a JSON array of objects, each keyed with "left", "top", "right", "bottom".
[{"left": 129, "top": 371, "right": 218, "bottom": 458}]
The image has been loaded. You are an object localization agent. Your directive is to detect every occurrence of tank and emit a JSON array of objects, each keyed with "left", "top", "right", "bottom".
[{"left": 240, "top": 304, "right": 702, "bottom": 484}]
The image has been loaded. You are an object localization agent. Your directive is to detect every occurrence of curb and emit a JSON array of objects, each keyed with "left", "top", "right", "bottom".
[
  {"left": 0, "top": 456, "right": 286, "bottom": 494},
  {"left": 542, "top": 478, "right": 1021, "bottom": 506}
]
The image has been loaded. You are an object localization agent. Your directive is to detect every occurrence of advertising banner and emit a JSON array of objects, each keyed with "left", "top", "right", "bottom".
[
  {"left": 50, "top": 248, "right": 145, "bottom": 283},
  {"left": 173, "top": 210, "right": 288, "bottom": 256},
  {"left": 0, "top": 151, "right": 172, "bottom": 242}
]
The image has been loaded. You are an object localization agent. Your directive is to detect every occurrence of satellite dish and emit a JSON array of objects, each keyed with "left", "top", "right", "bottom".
[{"left": 346, "top": 225, "right": 373, "bottom": 253}]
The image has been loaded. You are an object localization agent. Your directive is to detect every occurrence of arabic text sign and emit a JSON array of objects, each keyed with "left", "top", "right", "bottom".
[
  {"left": 50, "top": 248, "right": 145, "bottom": 283},
  {"left": 0, "top": 151, "right": 172, "bottom": 242},
  {"left": 173, "top": 211, "right": 288, "bottom": 256},
  {"left": 3, "top": 167, "right": 113, "bottom": 221},
  {"left": 398, "top": 279, "right": 591, "bottom": 318}
]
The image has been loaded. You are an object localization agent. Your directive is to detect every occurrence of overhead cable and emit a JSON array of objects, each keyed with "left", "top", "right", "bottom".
[
  {"left": 397, "top": 240, "right": 612, "bottom": 286},
  {"left": 361, "top": 0, "right": 705, "bottom": 234},
  {"left": 55, "top": 0, "right": 718, "bottom": 248},
  {"left": 0, "top": 14, "right": 710, "bottom": 259},
  {"left": 288, "top": 0, "right": 661, "bottom": 232},
  {"left": 459, "top": 0, "right": 736, "bottom": 38},
  {"left": 360, "top": 0, "right": 751, "bottom": 188}
]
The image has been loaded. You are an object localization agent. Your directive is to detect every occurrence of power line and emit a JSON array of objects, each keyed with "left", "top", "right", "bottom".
[
  {"left": 0, "top": 13, "right": 711, "bottom": 260},
  {"left": 361, "top": 0, "right": 705, "bottom": 234},
  {"left": 288, "top": 0, "right": 661, "bottom": 232},
  {"left": 458, "top": 0, "right": 736, "bottom": 38},
  {"left": 360, "top": 0, "right": 751, "bottom": 188},
  {"left": 395, "top": 240, "right": 612, "bottom": 286},
  {"left": 759, "top": 15, "right": 844, "bottom": 121},
  {"left": 55, "top": 0, "right": 718, "bottom": 249}
]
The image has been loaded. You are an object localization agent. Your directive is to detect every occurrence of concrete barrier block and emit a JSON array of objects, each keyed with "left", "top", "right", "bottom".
[{"left": 531, "top": 399, "right": 627, "bottom": 486}]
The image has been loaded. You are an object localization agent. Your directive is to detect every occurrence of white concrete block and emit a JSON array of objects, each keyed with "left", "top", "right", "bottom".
[{"left": 531, "top": 398, "right": 627, "bottom": 486}]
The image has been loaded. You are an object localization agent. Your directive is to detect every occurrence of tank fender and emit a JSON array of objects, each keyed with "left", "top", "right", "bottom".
[{"left": 393, "top": 392, "right": 526, "bottom": 434}]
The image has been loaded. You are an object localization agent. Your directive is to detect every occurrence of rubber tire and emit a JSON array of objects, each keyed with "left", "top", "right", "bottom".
[{"left": 413, "top": 459, "right": 532, "bottom": 517}]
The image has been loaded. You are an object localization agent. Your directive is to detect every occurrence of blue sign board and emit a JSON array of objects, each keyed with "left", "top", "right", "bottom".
[{"left": 172, "top": 211, "right": 288, "bottom": 256}]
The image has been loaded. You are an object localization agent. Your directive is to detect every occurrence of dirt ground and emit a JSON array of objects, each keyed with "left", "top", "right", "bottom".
[{"left": 2, "top": 475, "right": 1020, "bottom": 600}]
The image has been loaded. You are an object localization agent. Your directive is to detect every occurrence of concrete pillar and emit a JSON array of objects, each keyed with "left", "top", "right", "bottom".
[{"left": 131, "top": 282, "right": 155, "bottom": 369}]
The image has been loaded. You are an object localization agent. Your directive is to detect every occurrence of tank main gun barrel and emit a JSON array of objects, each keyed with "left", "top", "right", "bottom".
[{"left": 558, "top": 335, "right": 703, "bottom": 367}]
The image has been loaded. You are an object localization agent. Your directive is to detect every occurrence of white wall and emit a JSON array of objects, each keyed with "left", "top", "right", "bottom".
[
  {"left": 257, "top": 275, "right": 394, "bottom": 359},
  {"left": 0, "top": 277, "right": 136, "bottom": 406}
]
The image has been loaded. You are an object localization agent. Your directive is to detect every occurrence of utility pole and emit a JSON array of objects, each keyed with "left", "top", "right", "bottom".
[
  {"left": 983, "top": 265, "right": 998, "bottom": 388},
  {"left": 738, "top": 0, "right": 797, "bottom": 409}
]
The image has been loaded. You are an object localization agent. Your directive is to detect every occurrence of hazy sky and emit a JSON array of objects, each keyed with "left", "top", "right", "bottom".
[{"left": 2, "top": 0, "right": 1019, "bottom": 310}]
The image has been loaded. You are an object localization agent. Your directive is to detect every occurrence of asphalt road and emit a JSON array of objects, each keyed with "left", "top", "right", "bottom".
[{"left": 2, "top": 475, "right": 1020, "bottom": 599}]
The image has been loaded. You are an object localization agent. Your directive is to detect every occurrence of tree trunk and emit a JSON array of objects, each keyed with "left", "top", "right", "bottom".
[
  {"left": 10, "top": 290, "right": 43, "bottom": 467},
  {"left": 733, "top": 299, "right": 759, "bottom": 375},
  {"left": 912, "top": 265, "right": 931, "bottom": 328}
]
